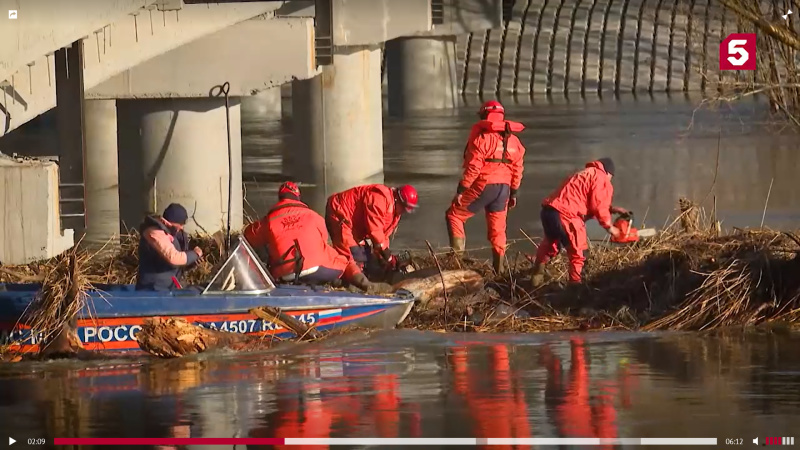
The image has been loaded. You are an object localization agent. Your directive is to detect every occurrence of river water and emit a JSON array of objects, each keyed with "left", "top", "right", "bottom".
[
  {"left": 244, "top": 94, "right": 800, "bottom": 254},
  {"left": 1, "top": 331, "right": 799, "bottom": 447},
  {"left": 2, "top": 95, "right": 800, "bottom": 446}
]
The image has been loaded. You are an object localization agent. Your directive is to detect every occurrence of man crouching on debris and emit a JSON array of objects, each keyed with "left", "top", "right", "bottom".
[
  {"left": 530, "top": 158, "right": 628, "bottom": 287},
  {"left": 136, "top": 203, "right": 203, "bottom": 291},
  {"left": 244, "top": 182, "right": 393, "bottom": 294}
]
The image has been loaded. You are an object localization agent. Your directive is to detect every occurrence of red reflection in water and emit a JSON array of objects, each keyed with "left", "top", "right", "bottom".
[
  {"left": 449, "top": 344, "right": 533, "bottom": 450},
  {"left": 541, "top": 337, "right": 639, "bottom": 450},
  {"left": 248, "top": 351, "right": 420, "bottom": 449}
]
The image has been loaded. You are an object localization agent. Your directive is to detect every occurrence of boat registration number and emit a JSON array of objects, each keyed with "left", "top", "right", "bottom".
[{"left": 199, "top": 313, "right": 318, "bottom": 333}]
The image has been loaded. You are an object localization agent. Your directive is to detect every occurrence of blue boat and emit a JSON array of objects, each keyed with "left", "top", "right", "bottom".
[{"left": 0, "top": 239, "right": 416, "bottom": 354}]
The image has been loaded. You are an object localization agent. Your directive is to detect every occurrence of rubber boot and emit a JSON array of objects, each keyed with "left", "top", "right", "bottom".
[
  {"left": 448, "top": 227, "right": 466, "bottom": 255},
  {"left": 492, "top": 251, "right": 507, "bottom": 276},
  {"left": 349, "top": 272, "right": 393, "bottom": 295},
  {"left": 530, "top": 263, "right": 546, "bottom": 287}
]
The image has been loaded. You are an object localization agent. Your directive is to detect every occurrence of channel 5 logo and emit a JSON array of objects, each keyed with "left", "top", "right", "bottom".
[{"left": 719, "top": 33, "right": 757, "bottom": 71}]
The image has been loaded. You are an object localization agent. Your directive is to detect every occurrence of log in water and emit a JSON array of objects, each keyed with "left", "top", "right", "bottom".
[{"left": 393, "top": 269, "right": 484, "bottom": 307}]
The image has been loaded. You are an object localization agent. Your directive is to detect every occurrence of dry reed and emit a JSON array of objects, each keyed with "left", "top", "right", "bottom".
[
  {"left": 3, "top": 199, "right": 799, "bottom": 361},
  {"left": 699, "top": 0, "right": 800, "bottom": 127},
  {"left": 406, "top": 200, "right": 800, "bottom": 333},
  {"left": 0, "top": 232, "right": 233, "bottom": 359}
]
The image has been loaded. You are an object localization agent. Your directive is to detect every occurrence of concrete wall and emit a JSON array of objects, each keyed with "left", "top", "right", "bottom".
[
  {"left": 376, "top": 0, "right": 759, "bottom": 97},
  {"left": 117, "top": 98, "right": 243, "bottom": 235},
  {"left": 453, "top": 0, "right": 753, "bottom": 96},
  {"left": 412, "top": 0, "right": 504, "bottom": 36},
  {"left": 331, "top": 0, "right": 432, "bottom": 45},
  {"left": 0, "top": 0, "right": 154, "bottom": 81},
  {"left": 0, "top": 155, "right": 74, "bottom": 264},
  {"left": 88, "top": 17, "right": 317, "bottom": 99},
  {"left": 0, "top": 2, "right": 283, "bottom": 134}
]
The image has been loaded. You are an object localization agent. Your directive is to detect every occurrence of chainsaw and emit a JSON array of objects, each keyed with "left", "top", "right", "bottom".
[
  {"left": 364, "top": 249, "right": 416, "bottom": 281},
  {"left": 390, "top": 250, "right": 416, "bottom": 275},
  {"left": 610, "top": 211, "right": 657, "bottom": 244}
]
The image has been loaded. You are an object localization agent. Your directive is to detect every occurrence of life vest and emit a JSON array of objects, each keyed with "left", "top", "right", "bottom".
[
  {"left": 136, "top": 215, "right": 188, "bottom": 291},
  {"left": 464, "top": 119, "right": 525, "bottom": 165},
  {"left": 484, "top": 121, "right": 514, "bottom": 164}
]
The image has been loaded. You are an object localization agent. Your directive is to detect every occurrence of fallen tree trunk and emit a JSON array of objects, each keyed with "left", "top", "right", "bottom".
[
  {"left": 136, "top": 317, "right": 269, "bottom": 358},
  {"left": 393, "top": 269, "right": 484, "bottom": 308},
  {"left": 249, "top": 306, "right": 322, "bottom": 340}
]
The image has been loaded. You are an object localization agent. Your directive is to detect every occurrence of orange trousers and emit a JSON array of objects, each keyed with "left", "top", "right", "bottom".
[
  {"left": 446, "top": 182, "right": 511, "bottom": 255},
  {"left": 534, "top": 206, "right": 588, "bottom": 282}
]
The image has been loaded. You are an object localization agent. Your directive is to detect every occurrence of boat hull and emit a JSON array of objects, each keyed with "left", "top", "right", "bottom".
[{"left": 0, "top": 284, "right": 415, "bottom": 354}]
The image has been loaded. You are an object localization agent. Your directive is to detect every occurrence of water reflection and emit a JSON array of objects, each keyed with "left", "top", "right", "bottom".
[
  {"left": 2, "top": 332, "right": 799, "bottom": 448},
  {"left": 448, "top": 345, "right": 532, "bottom": 448},
  {"left": 540, "top": 339, "right": 628, "bottom": 449}
]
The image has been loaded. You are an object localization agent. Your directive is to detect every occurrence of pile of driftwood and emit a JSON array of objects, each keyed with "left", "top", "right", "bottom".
[
  {"left": 3, "top": 197, "right": 800, "bottom": 362},
  {"left": 406, "top": 200, "right": 800, "bottom": 333}
]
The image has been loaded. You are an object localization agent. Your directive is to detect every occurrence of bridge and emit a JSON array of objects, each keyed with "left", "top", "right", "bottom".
[
  {"left": 0, "top": 0, "right": 744, "bottom": 264},
  {"left": 0, "top": 0, "right": 503, "bottom": 263}
]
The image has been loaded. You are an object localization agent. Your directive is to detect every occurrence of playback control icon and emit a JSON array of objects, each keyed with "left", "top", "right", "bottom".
[{"left": 754, "top": 437, "right": 795, "bottom": 445}]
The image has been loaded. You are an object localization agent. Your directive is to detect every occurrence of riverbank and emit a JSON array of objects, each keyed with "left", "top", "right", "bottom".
[
  {"left": 1, "top": 202, "right": 799, "bottom": 361},
  {"left": 407, "top": 226, "right": 800, "bottom": 334}
]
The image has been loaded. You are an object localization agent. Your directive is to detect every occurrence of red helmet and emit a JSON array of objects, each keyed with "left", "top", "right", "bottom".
[
  {"left": 278, "top": 181, "right": 301, "bottom": 199},
  {"left": 396, "top": 185, "right": 418, "bottom": 213},
  {"left": 479, "top": 100, "right": 504, "bottom": 118}
]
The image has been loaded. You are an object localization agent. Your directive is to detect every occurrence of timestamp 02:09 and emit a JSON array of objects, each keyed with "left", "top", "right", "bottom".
[
  {"left": 28, "top": 438, "right": 47, "bottom": 446},
  {"left": 726, "top": 438, "right": 744, "bottom": 445}
]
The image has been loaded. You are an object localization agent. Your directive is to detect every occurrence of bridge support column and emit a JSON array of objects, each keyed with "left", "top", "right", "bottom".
[
  {"left": 83, "top": 99, "right": 121, "bottom": 249},
  {"left": 291, "top": 46, "right": 383, "bottom": 202},
  {"left": 385, "top": 36, "right": 459, "bottom": 116},
  {"left": 241, "top": 88, "right": 282, "bottom": 123},
  {"left": 117, "top": 98, "right": 243, "bottom": 235}
]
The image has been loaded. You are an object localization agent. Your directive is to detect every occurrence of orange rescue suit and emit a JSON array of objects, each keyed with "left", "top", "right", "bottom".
[
  {"left": 325, "top": 184, "right": 401, "bottom": 261},
  {"left": 460, "top": 119, "right": 526, "bottom": 191},
  {"left": 243, "top": 198, "right": 358, "bottom": 281},
  {"left": 446, "top": 118, "right": 526, "bottom": 255},
  {"left": 536, "top": 161, "right": 614, "bottom": 282}
]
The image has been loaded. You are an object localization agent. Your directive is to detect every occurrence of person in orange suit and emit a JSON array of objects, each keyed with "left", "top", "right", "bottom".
[
  {"left": 531, "top": 158, "right": 629, "bottom": 286},
  {"left": 244, "top": 181, "right": 390, "bottom": 293},
  {"left": 449, "top": 344, "right": 532, "bottom": 449},
  {"left": 325, "top": 184, "right": 418, "bottom": 276},
  {"left": 446, "top": 100, "right": 526, "bottom": 275}
]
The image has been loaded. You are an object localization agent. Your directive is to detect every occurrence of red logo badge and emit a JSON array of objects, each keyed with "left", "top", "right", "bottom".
[{"left": 719, "top": 33, "right": 757, "bottom": 71}]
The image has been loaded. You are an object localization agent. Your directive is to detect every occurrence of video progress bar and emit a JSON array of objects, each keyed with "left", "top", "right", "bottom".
[{"left": 53, "top": 438, "right": 719, "bottom": 446}]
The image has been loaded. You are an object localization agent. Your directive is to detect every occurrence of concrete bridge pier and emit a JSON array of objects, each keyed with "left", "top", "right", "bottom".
[
  {"left": 83, "top": 99, "right": 121, "bottom": 248},
  {"left": 385, "top": 36, "right": 459, "bottom": 116},
  {"left": 116, "top": 98, "right": 244, "bottom": 235},
  {"left": 290, "top": 46, "right": 384, "bottom": 199}
]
